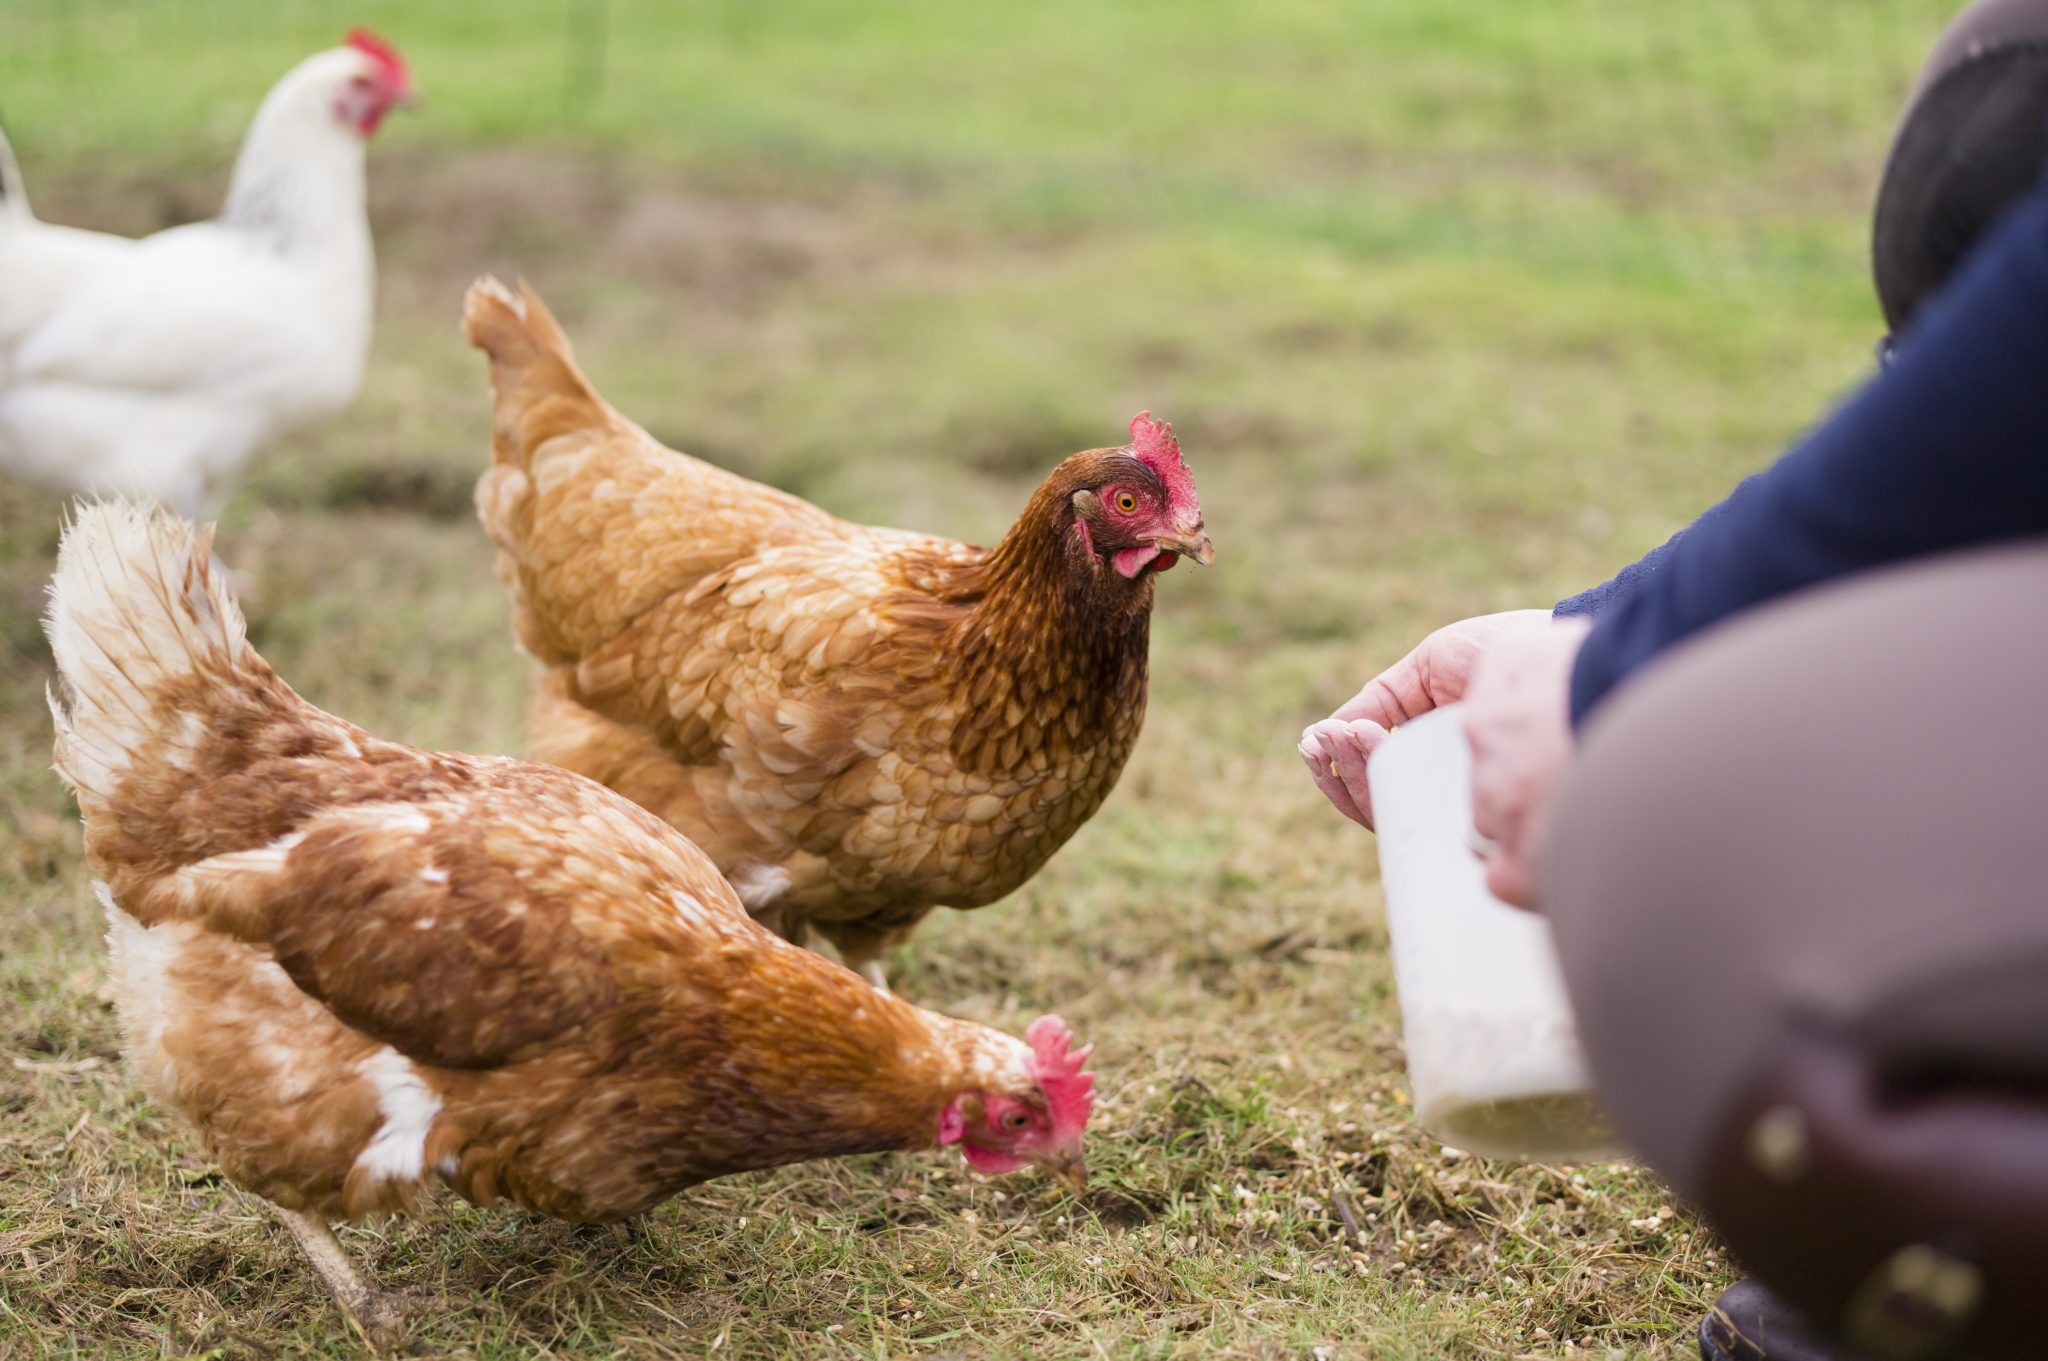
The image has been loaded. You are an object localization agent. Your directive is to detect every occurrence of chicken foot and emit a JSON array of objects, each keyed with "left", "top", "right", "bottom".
[
  {"left": 814, "top": 920, "right": 900, "bottom": 994},
  {"left": 273, "top": 1206, "right": 417, "bottom": 1342}
]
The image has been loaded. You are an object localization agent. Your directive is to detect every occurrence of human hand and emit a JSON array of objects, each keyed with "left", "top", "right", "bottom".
[
  {"left": 1463, "top": 615, "right": 1590, "bottom": 908},
  {"left": 1299, "top": 609, "right": 1550, "bottom": 829}
]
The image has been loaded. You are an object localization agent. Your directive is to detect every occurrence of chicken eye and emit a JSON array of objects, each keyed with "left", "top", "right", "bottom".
[
  {"left": 1114, "top": 492, "right": 1138, "bottom": 514},
  {"left": 1000, "top": 1109, "right": 1032, "bottom": 1131}
]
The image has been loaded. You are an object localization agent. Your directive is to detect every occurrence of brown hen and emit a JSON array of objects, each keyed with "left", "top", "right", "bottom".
[
  {"left": 45, "top": 502, "right": 1095, "bottom": 1338},
  {"left": 466, "top": 278, "right": 1211, "bottom": 988}
]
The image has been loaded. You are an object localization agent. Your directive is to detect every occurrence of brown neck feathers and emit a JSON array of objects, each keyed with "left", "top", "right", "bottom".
[
  {"left": 909, "top": 453, "right": 1157, "bottom": 770},
  {"left": 682, "top": 945, "right": 983, "bottom": 1168}
]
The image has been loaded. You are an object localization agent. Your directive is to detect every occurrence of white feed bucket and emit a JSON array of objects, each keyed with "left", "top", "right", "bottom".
[{"left": 1367, "top": 705, "right": 1619, "bottom": 1163}]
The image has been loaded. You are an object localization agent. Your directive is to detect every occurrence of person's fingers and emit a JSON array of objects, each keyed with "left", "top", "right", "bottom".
[
  {"left": 1318, "top": 642, "right": 1433, "bottom": 728},
  {"left": 1310, "top": 611, "right": 1574, "bottom": 836},
  {"left": 1471, "top": 790, "right": 1515, "bottom": 859},
  {"left": 1329, "top": 664, "right": 1429, "bottom": 730},
  {"left": 1466, "top": 728, "right": 1514, "bottom": 848},
  {"left": 1331, "top": 610, "right": 1552, "bottom": 727},
  {"left": 1299, "top": 724, "right": 1368, "bottom": 826},
  {"left": 1484, "top": 848, "right": 1539, "bottom": 909},
  {"left": 1299, "top": 719, "right": 1389, "bottom": 828},
  {"left": 1467, "top": 714, "right": 1535, "bottom": 902},
  {"left": 1457, "top": 613, "right": 1587, "bottom": 913},
  {"left": 1467, "top": 709, "right": 1554, "bottom": 910},
  {"left": 1481, "top": 795, "right": 1543, "bottom": 909},
  {"left": 1325, "top": 721, "right": 1382, "bottom": 828}
]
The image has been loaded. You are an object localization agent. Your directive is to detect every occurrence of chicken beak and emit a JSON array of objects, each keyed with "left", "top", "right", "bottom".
[
  {"left": 1036, "top": 1151, "right": 1089, "bottom": 1197},
  {"left": 1152, "top": 531, "right": 1215, "bottom": 566}
]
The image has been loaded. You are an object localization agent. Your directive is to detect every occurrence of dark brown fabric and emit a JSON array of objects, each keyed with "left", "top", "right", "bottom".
[
  {"left": 1542, "top": 542, "right": 2048, "bottom": 1358},
  {"left": 1701, "top": 1029, "right": 2048, "bottom": 1360},
  {"left": 1702, "top": 1280, "right": 1846, "bottom": 1361}
]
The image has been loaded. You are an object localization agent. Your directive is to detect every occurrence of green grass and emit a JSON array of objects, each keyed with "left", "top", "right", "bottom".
[{"left": 1, "top": 2, "right": 1942, "bottom": 1356}]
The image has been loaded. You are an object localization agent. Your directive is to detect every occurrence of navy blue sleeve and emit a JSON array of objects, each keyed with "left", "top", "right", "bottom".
[
  {"left": 1568, "top": 175, "right": 2048, "bottom": 726},
  {"left": 1552, "top": 477, "right": 1766, "bottom": 619},
  {"left": 1551, "top": 538, "right": 1673, "bottom": 619}
]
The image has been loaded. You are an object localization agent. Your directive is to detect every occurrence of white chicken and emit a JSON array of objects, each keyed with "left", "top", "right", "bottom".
[{"left": 0, "top": 31, "right": 415, "bottom": 518}]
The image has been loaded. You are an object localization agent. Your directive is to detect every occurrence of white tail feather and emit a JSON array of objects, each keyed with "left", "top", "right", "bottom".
[{"left": 45, "top": 502, "right": 249, "bottom": 802}]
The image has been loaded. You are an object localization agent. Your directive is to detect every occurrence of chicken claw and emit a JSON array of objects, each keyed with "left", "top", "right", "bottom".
[{"left": 273, "top": 1207, "right": 419, "bottom": 1345}]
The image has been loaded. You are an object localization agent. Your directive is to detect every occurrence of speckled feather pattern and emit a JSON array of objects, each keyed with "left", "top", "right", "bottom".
[
  {"left": 46, "top": 503, "right": 1046, "bottom": 1224},
  {"left": 466, "top": 280, "right": 1174, "bottom": 969}
]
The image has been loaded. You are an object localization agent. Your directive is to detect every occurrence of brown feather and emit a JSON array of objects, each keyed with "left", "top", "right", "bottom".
[
  {"left": 46, "top": 504, "right": 1065, "bottom": 1226},
  {"left": 464, "top": 280, "right": 1191, "bottom": 973}
]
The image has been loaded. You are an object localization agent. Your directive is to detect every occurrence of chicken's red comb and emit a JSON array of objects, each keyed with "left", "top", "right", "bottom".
[
  {"left": 346, "top": 28, "right": 410, "bottom": 86},
  {"left": 1025, "top": 1015, "right": 1095, "bottom": 1134},
  {"left": 1128, "top": 411, "right": 1201, "bottom": 518},
  {"left": 1129, "top": 411, "right": 1181, "bottom": 467}
]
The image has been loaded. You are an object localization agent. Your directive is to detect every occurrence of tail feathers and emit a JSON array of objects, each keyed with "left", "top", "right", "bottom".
[
  {"left": 0, "top": 118, "right": 27, "bottom": 220},
  {"left": 463, "top": 275, "right": 612, "bottom": 469},
  {"left": 45, "top": 502, "right": 250, "bottom": 804}
]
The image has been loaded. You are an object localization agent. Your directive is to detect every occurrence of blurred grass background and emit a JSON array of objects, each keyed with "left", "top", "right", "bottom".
[
  {"left": 6, "top": 1, "right": 1942, "bottom": 293},
  {"left": 0, "top": 2, "right": 1957, "bottom": 1358}
]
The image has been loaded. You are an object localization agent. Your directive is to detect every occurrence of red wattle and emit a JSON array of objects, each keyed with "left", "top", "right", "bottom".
[
  {"left": 962, "top": 1145, "right": 1028, "bottom": 1175},
  {"left": 1112, "top": 545, "right": 1161, "bottom": 578}
]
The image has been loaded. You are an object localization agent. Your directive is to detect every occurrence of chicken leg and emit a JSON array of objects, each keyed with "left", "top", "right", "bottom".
[
  {"left": 273, "top": 1206, "right": 415, "bottom": 1342},
  {"left": 815, "top": 918, "right": 914, "bottom": 995}
]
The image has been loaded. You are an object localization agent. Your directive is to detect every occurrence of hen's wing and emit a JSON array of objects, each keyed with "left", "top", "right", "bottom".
[
  {"left": 7, "top": 224, "right": 329, "bottom": 397},
  {"left": 0, "top": 132, "right": 143, "bottom": 358},
  {"left": 466, "top": 278, "right": 845, "bottom": 665},
  {"left": 138, "top": 756, "right": 754, "bottom": 1071},
  {"left": 568, "top": 528, "right": 968, "bottom": 751},
  {"left": 538, "top": 528, "right": 1003, "bottom": 923},
  {"left": 0, "top": 220, "right": 139, "bottom": 359}
]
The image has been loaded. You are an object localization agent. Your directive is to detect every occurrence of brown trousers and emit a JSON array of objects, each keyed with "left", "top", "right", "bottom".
[{"left": 1545, "top": 542, "right": 2048, "bottom": 1361}]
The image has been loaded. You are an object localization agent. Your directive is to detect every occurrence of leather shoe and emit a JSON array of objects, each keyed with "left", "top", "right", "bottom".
[{"left": 1700, "top": 1280, "right": 1845, "bottom": 1361}]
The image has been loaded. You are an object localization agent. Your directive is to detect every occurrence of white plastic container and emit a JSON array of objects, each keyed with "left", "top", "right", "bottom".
[{"left": 1367, "top": 705, "right": 1619, "bottom": 1163}]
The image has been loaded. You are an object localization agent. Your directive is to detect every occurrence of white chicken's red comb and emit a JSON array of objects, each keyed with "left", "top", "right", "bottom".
[
  {"left": 1025, "top": 1015, "right": 1095, "bottom": 1133},
  {"left": 346, "top": 28, "right": 410, "bottom": 86}
]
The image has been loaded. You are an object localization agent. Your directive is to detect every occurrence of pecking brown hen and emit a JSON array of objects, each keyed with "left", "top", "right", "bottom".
[
  {"left": 45, "top": 502, "right": 1095, "bottom": 1338},
  {"left": 466, "top": 278, "right": 1211, "bottom": 990}
]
